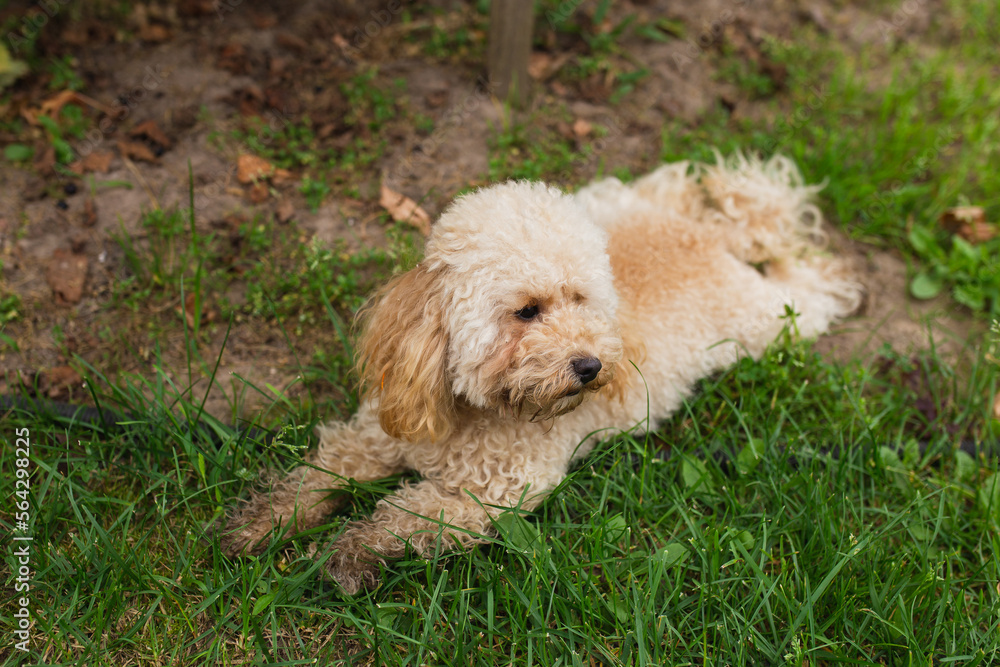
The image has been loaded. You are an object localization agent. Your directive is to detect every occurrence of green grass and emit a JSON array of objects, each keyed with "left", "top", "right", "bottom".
[{"left": 3, "top": 325, "right": 998, "bottom": 664}]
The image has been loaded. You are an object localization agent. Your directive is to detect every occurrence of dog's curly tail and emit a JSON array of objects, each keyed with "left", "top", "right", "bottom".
[{"left": 698, "top": 151, "right": 828, "bottom": 264}]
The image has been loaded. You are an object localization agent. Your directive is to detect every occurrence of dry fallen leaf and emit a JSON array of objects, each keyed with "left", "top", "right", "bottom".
[
  {"left": 118, "top": 139, "right": 158, "bottom": 163},
  {"left": 45, "top": 249, "right": 88, "bottom": 304},
  {"left": 573, "top": 118, "right": 593, "bottom": 137},
  {"left": 129, "top": 119, "right": 172, "bottom": 149},
  {"left": 528, "top": 52, "right": 570, "bottom": 81},
  {"left": 940, "top": 205, "right": 996, "bottom": 244},
  {"left": 31, "top": 90, "right": 114, "bottom": 122},
  {"left": 38, "top": 89, "right": 81, "bottom": 119},
  {"left": 139, "top": 23, "right": 172, "bottom": 42},
  {"left": 237, "top": 154, "right": 276, "bottom": 184},
  {"left": 273, "top": 168, "right": 295, "bottom": 185},
  {"left": 993, "top": 391, "right": 1000, "bottom": 421},
  {"left": 380, "top": 183, "right": 431, "bottom": 235},
  {"left": 69, "top": 150, "right": 114, "bottom": 174}
]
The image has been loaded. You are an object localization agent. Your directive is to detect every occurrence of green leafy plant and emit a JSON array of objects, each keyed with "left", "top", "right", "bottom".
[
  {"left": 907, "top": 224, "right": 1000, "bottom": 315},
  {"left": 4, "top": 143, "right": 33, "bottom": 162},
  {"left": 36, "top": 114, "right": 75, "bottom": 164},
  {"left": 0, "top": 292, "right": 21, "bottom": 323},
  {"left": 47, "top": 54, "right": 84, "bottom": 91},
  {"left": 299, "top": 176, "right": 331, "bottom": 213}
]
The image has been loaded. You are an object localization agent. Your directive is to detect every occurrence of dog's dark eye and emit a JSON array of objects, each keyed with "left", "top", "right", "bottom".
[{"left": 515, "top": 305, "right": 539, "bottom": 320}]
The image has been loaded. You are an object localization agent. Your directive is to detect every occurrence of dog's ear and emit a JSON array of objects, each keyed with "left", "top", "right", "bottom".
[{"left": 356, "top": 264, "right": 455, "bottom": 442}]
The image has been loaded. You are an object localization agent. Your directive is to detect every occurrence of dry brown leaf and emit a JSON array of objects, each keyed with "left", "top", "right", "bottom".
[
  {"left": 46, "top": 249, "right": 88, "bottom": 304},
  {"left": 69, "top": 150, "right": 114, "bottom": 174},
  {"left": 941, "top": 206, "right": 985, "bottom": 230},
  {"left": 272, "top": 168, "right": 295, "bottom": 185},
  {"left": 380, "top": 183, "right": 431, "bottom": 235},
  {"left": 961, "top": 221, "right": 997, "bottom": 243},
  {"left": 993, "top": 391, "right": 1000, "bottom": 421},
  {"left": 940, "top": 206, "right": 996, "bottom": 244},
  {"left": 573, "top": 118, "right": 593, "bottom": 137},
  {"left": 528, "top": 52, "right": 570, "bottom": 81},
  {"left": 129, "top": 119, "right": 172, "bottom": 149},
  {"left": 237, "top": 154, "right": 276, "bottom": 184},
  {"left": 139, "top": 23, "right": 172, "bottom": 42},
  {"left": 118, "top": 139, "right": 158, "bottom": 163},
  {"left": 38, "top": 90, "right": 80, "bottom": 119},
  {"left": 33, "top": 90, "right": 114, "bottom": 122}
]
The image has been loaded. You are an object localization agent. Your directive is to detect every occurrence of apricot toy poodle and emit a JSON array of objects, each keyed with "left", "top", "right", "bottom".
[{"left": 220, "top": 153, "right": 861, "bottom": 594}]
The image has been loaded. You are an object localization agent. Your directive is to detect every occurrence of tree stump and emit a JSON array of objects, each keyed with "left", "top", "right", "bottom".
[{"left": 487, "top": 0, "right": 534, "bottom": 107}]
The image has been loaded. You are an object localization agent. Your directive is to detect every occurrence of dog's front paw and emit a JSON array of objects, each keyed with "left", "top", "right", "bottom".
[
  {"left": 323, "top": 541, "right": 384, "bottom": 595},
  {"left": 215, "top": 496, "right": 287, "bottom": 557}
]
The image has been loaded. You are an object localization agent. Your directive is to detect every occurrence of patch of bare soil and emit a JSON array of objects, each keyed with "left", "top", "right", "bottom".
[
  {"left": 0, "top": 0, "right": 982, "bottom": 423},
  {"left": 816, "top": 233, "right": 980, "bottom": 366}
]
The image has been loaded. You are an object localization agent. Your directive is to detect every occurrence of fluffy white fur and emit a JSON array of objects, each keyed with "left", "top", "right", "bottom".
[{"left": 221, "top": 153, "right": 861, "bottom": 594}]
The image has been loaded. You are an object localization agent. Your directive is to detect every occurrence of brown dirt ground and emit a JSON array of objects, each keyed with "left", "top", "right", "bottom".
[{"left": 0, "top": 0, "right": 981, "bottom": 422}]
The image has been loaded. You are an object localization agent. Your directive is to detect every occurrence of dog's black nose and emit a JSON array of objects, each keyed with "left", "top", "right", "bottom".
[{"left": 571, "top": 357, "right": 602, "bottom": 384}]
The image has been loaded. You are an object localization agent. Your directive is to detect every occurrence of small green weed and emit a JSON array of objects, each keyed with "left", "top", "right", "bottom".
[
  {"left": 0, "top": 292, "right": 21, "bottom": 323},
  {"left": 35, "top": 114, "right": 76, "bottom": 164},
  {"left": 46, "top": 54, "right": 84, "bottom": 91},
  {"left": 424, "top": 24, "right": 476, "bottom": 59},
  {"left": 237, "top": 118, "right": 324, "bottom": 170},
  {"left": 299, "top": 176, "right": 331, "bottom": 212},
  {"left": 908, "top": 224, "right": 1000, "bottom": 315}
]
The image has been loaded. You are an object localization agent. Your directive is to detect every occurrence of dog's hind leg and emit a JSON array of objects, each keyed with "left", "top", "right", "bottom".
[{"left": 219, "top": 408, "right": 406, "bottom": 556}]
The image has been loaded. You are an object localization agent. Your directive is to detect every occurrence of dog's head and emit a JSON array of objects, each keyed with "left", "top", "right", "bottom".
[{"left": 357, "top": 181, "right": 623, "bottom": 442}]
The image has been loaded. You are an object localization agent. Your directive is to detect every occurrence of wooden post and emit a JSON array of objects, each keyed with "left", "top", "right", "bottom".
[{"left": 487, "top": 0, "right": 534, "bottom": 108}]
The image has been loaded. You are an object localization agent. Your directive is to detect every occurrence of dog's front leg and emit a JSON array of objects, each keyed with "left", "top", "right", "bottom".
[
  {"left": 219, "top": 408, "right": 406, "bottom": 556},
  {"left": 322, "top": 479, "right": 501, "bottom": 594}
]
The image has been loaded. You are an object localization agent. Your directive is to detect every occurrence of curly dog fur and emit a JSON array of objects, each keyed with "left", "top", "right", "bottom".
[{"left": 220, "top": 153, "right": 861, "bottom": 594}]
